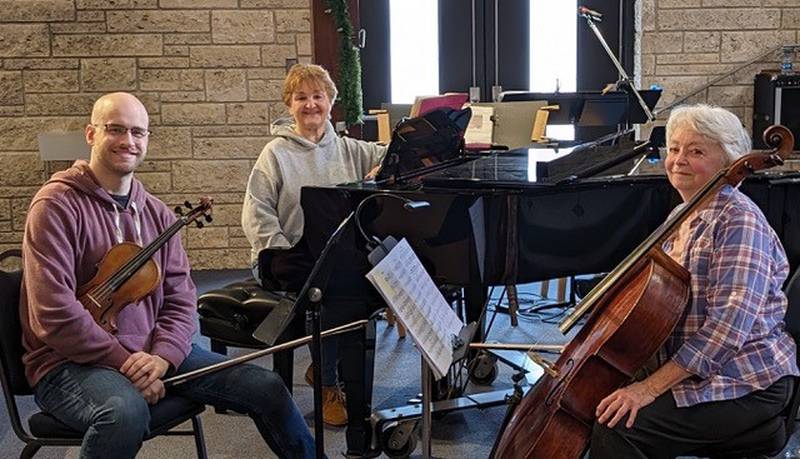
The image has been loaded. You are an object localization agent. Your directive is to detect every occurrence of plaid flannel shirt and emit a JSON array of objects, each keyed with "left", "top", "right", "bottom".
[{"left": 660, "top": 185, "right": 799, "bottom": 407}]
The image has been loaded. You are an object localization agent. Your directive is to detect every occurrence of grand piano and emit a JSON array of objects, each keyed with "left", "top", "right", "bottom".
[{"left": 300, "top": 112, "right": 800, "bottom": 334}]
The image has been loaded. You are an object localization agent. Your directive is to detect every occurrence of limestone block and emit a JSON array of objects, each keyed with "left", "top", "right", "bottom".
[
  {"left": 0, "top": 117, "right": 88, "bottom": 151},
  {"left": 53, "top": 34, "right": 163, "bottom": 56},
  {"left": 190, "top": 46, "right": 262, "bottom": 68},
  {"left": 0, "top": 154, "right": 44, "bottom": 186},
  {"left": 206, "top": 70, "right": 247, "bottom": 102},
  {"left": 159, "top": 0, "right": 237, "bottom": 7},
  {"left": 269, "top": 101, "right": 289, "bottom": 120},
  {"left": 229, "top": 236, "right": 252, "bottom": 249},
  {"left": 783, "top": 9, "right": 800, "bottom": 28},
  {"left": 193, "top": 137, "right": 268, "bottom": 159},
  {"left": 164, "top": 45, "right": 190, "bottom": 57},
  {"left": 212, "top": 10, "right": 274, "bottom": 44},
  {"left": 107, "top": 10, "right": 209, "bottom": 33},
  {"left": 192, "top": 125, "right": 272, "bottom": 137},
  {"left": 136, "top": 171, "right": 172, "bottom": 194},
  {"left": 657, "top": 53, "right": 719, "bottom": 64},
  {"left": 240, "top": 0, "right": 310, "bottom": 7},
  {"left": 708, "top": 85, "right": 754, "bottom": 107},
  {"left": 138, "top": 57, "right": 190, "bottom": 68},
  {"left": 261, "top": 44, "right": 297, "bottom": 67},
  {"left": 659, "top": 0, "right": 701, "bottom": 6},
  {"left": 720, "top": 30, "right": 796, "bottom": 63},
  {"left": 162, "top": 103, "right": 227, "bottom": 125},
  {"left": 764, "top": 0, "right": 800, "bottom": 5},
  {"left": 187, "top": 227, "right": 228, "bottom": 249},
  {"left": 659, "top": 9, "right": 779, "bottom": 30},
  {"left": 164, "top": 33, "right": 212, "bottom": 45},
  {"left": 248, "top": 68, "right": 288, "bottom": 79},
  {"left": 702, "top": 0, "right": 761, "bottom": 6},
  {"left": 641, "top": 0, "right": 655, "bottom": 31},
  {"left": 81, "top": 58, "right": 137, "bottom": 91},
  {"left": 140, "top": 69, "right": 204, "bottom": 92},
  {"left": 77, "top": 0, "right": 135, "bottom": 7},
  {"left": 0, "top": 199, "right": 10, "bottom": 221},
  {"left": 275, "top": 10, "right": 310, "bottom": 33},
  {"left": 187, "top": 247, "right": 249, "bottom": 270},
  {"left": 160, "top": 91, "right": 206, "bottom": 102},
  {"left": 276, "top": 33, "right": 295, "bottom": 45},
  {"left": 147, "top": 126, "right": 192, "bottom": 159},
  {"left": 172, "top": 159, "right": 250, "bottom": 192},
  {"left": 50, "top": 22, "right": 106, "bottom": 34},
  {"left": 24, "top": 70, "right": 78, "bottom": 93},
  {"left": 77, "top": 10, "right": 104, "bottom": 21},
  {"left": 26, "top": 94, "right": 97, "bottom": 116},
  {"left": 642, "top": 75, "right": 708, "bottom": 107},
  {"left": 656, "top": 62, "right": 734, "bottom": 77},
  {"left": 248, "top": 79, "right": 283, "bottom": 101},
  {"left": 130, "top": 92, "right": 161, "bottom": 115},
  {"left": 5, "top": 58, "right": 79, "bottom": 70},
  {"left": 0, "top": 25, "right": 49, "bottom": 57},
  {"left": 684, "top": 31, "right": 721, "bottom": 53},
  {"left": 0, "top": 0, "right": 74, "bottom": 21},
  {"left": 297, "top": 33, "right": 311, "bottom": 56},
  {"left": 0, "top": 106, "right": 25, "bottom": 116},
  {"left": 641, "top": 55, "right": 656, "bottom": 76},
  {"left": 641, "top": 32, "right": 683, "bottom": 54},
  {"left": 0, "top": 72, "right": 23, "bottom": 105},
  {"left": 227, "top": 102, "right": 269, "bottom": 125},
  {"left": 135, "top": 159, "right": 171, "bottom": 173}
]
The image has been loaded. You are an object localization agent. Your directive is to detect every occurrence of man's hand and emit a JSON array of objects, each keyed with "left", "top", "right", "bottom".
[
  {"left": 120, "top": 352, "right": 170, "bottom": 391},
  {"left": 139, "top": 379, "right": 166, "bottom": 405},
  {"left": 595, "top": 381, "right": 657, "bottom": 429}
]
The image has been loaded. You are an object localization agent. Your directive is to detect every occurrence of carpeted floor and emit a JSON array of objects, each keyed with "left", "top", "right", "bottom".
[{"left": 2, "top": 271, "right": 798, "bottom": 458}]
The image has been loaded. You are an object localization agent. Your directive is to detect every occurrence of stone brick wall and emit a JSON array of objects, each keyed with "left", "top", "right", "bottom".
[
  {"left": 638, "top": 0, "right": 800, "bottom": 132},
  {"left": 0, "top": 0, "right": 311, "bottom": 270}
]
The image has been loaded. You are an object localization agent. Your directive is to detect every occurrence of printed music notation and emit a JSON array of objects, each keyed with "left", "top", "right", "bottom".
[{"left": 366, "top": 238, "right": 464, "bottom": 380}]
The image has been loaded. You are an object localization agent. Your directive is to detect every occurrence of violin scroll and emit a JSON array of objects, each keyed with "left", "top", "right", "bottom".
[
  {"left": 724, "top": 124, "right": 794, "bottom": 186},
  {"left": 763, "top": 124, "right": 794, "bottom": 159}
]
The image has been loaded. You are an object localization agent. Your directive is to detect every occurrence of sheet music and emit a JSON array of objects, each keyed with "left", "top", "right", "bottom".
[{"left": 366, "top": 238, "right": 464, "bottom": 380}]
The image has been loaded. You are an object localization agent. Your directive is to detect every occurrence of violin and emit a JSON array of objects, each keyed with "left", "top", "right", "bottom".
[
  {"left": 493, "top": 125, "right": 795, "bottom": 459},
  {"left": 77, "top": 197, "right": 213, "bottom": 332}
]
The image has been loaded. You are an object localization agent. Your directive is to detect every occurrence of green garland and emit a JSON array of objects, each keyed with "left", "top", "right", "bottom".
[{"left": 327, "top": 0, "right": 363, "bottom": 126}]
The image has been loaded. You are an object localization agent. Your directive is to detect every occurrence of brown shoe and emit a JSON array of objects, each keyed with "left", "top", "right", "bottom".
[{"left": 322, "top": 385, "right": 348, "bottom": 427}]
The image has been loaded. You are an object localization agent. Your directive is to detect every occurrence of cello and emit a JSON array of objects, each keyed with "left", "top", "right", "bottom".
[{"left": 494, "top": 124, "right": 795, "bottom": 459}]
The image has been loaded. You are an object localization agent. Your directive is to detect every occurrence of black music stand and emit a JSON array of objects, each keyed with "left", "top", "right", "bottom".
[{"left": 252, "top": 212, "right": 356, "bottom": 459}]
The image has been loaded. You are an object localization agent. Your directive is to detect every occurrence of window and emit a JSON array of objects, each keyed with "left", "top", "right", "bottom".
[{"left": 389, "top": 0, "right": 439, "bottom": 103}]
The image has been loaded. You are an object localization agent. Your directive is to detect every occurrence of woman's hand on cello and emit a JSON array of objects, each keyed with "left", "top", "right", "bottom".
[{"left": 595, "top": 381, "right": 658, "bottom": 429}]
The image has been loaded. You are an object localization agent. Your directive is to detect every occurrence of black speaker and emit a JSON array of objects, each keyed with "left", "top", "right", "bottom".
[{"left": 753, "top": 71, "right": 800, "bottom": 150}]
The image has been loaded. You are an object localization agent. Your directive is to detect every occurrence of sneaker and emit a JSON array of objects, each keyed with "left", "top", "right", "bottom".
[{"left": 322, "top": 385, "right": 348, "bottom": 427}]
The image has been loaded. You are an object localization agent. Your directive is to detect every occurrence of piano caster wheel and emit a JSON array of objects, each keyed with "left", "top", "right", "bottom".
[
  {"left": 380, "top": 421, "right": 419, "bottom": 459},
  {"left": 468, "top": 351, "right": 499, "bottom": 385}
]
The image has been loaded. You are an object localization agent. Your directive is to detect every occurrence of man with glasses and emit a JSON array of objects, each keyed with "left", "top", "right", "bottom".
[{"left": 19, "top": 92, "right": 316, "bottom": 459}]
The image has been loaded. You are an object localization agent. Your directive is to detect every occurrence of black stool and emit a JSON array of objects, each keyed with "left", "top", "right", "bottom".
[{"left": 197, "top": 279, "right": 303, "bottom": 392}]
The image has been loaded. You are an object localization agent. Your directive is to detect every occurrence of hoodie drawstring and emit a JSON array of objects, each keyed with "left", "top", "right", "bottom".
[{"left": 112, "top": 202, "right": 144, "bottom": 246}]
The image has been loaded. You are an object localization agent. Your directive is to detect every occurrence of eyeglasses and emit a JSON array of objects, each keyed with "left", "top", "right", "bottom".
[{"left": 93, "top": 123, "right": 151, "bottom": 139}]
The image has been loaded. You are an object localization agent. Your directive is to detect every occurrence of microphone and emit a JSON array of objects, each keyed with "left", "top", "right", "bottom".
[{"left": 578, "top": 6, "right": 603, "bottom": 20}]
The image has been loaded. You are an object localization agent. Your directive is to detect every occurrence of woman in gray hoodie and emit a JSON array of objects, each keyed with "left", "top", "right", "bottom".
[{"left": 242, "top": 64, "right": 385, "bottom": 449}]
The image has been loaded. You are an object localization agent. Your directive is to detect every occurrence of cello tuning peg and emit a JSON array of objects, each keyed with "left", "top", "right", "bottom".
[
  {"left": 174, "top": 206, "right": 183, "bottom": 215},
  {"left": 204, "top": 215, "right": 213, "bottom": 223},
  {"left": 195, "top": 221, "right": 204, "bottom": 229},
  {"left": 184, "top": 200, "right": 193, "bottom": 209}
]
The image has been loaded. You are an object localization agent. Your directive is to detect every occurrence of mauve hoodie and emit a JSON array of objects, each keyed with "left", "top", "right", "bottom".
[{"left": 20, "top": 160, "right": 197, "bottom": 387}]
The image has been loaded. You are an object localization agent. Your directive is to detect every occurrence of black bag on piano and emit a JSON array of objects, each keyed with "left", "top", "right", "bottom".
[{"left": 376, "top": 107, "right": 471, "bottom": 184}]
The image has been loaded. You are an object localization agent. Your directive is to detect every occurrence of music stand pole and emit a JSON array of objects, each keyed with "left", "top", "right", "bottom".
[{"left": 581, "top": 14, "right": 655, "bottom": 122}]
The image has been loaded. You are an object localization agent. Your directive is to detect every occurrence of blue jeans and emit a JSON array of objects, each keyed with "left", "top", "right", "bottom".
[{"left": 34, "top": 345, "right": 316, "bottom": 459}]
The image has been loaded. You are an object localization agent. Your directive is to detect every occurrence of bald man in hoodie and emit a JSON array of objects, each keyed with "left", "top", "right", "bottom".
[{"left": 20, "top": 92, "right": 316, "bottom": 459}]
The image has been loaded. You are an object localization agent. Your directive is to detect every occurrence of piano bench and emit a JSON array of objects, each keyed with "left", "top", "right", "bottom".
[{"left": 197, "top": 279, "right": 302, "bottom": 394}]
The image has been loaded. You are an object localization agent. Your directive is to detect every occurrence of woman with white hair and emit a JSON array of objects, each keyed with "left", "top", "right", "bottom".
[{"left": 590, "top": 104, "right": 799, "bottom": 458}]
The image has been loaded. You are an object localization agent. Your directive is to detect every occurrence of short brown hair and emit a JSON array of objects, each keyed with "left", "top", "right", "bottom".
[{"left": 282, "top": 63, "right": 338, "bottom": 106}]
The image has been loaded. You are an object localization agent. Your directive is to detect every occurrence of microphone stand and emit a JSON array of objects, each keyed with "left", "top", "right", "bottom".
[{"left": 580, "top": 11, "right": 655, "bottom": 123}]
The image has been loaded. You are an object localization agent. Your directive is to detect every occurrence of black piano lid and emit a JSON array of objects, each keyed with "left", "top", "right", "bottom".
[{"left": 420, "top": 146, "right": 666, "bottom": 190}]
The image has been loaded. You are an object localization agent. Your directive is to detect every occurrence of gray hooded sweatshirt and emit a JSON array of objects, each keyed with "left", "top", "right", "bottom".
[{"left": 242, "top": 118, "right": 386, "bottom": 267}]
